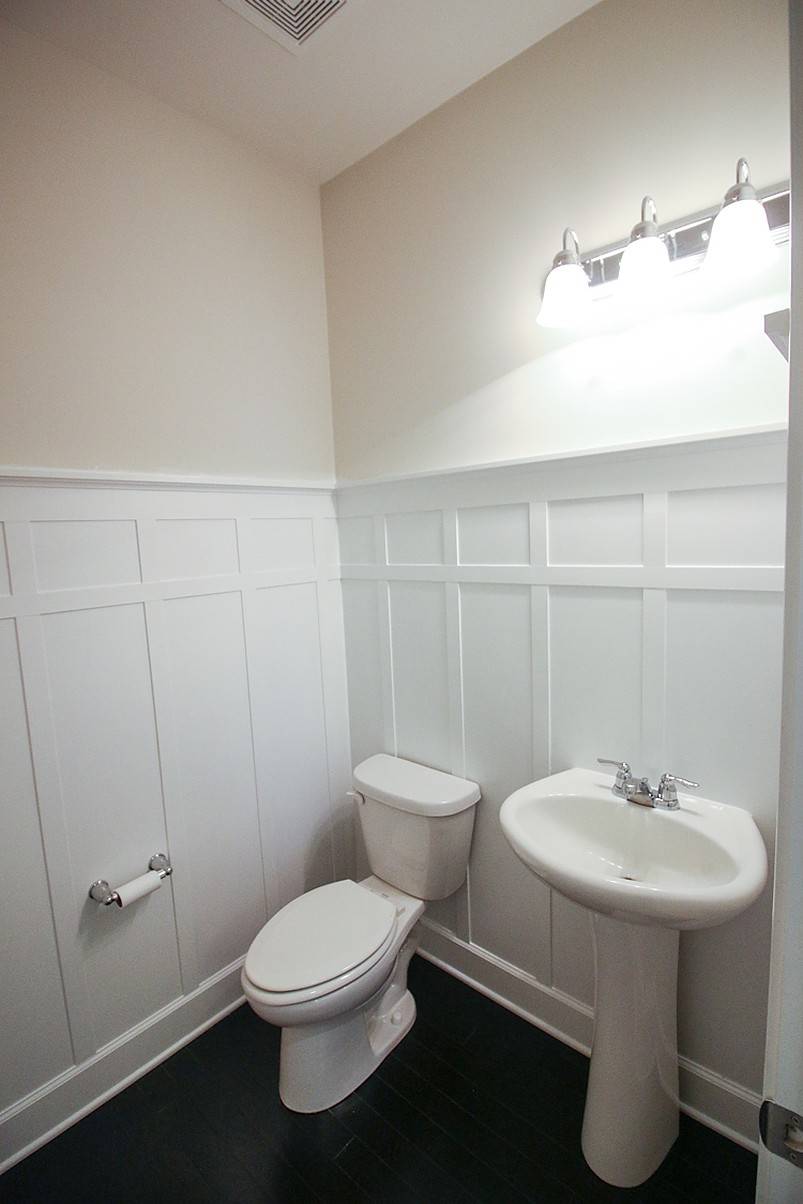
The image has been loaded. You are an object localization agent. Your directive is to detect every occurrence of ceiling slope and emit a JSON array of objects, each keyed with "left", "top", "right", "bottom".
[{"left": 0, "top": 0, "right": 601, "bottom": 180}]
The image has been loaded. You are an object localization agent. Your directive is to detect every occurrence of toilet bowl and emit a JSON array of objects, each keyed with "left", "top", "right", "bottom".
[
  {"left": 242, "top": 876, "right": 423, "bottom": 1111},
  {"left": 242, "top": 754, "right": 480, "bottom": 1112}
]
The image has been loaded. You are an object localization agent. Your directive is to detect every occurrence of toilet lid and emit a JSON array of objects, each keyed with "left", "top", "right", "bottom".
[{"left": 244, "top": 880, "right": 397, "bottom": 993}]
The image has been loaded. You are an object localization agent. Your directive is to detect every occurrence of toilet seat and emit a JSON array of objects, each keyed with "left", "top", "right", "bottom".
[{"left": 243, "top": 880, "right": 398, "bottom": 1006}]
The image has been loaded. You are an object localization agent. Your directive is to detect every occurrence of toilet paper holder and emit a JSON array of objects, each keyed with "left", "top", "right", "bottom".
[{"left": 89, "top": 853, "right": 173, "bottom": 907}]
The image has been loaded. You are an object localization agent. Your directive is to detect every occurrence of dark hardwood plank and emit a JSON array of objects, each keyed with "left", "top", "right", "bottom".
[
  {"left": 0, "top": 955, "right": 757, "bottom": 1204},
  {"left": 331, "top": 1086, "right": 470, "bottom": 1202}
]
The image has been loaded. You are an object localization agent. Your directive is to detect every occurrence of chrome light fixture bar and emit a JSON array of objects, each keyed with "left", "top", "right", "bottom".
[{"left": 581, "top": 183, "right": 790, "bottom": 290}]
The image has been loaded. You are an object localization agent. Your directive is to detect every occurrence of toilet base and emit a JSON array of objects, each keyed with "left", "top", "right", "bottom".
[{"left": 279, "top": 936, "right": 418, "bottom": 1113}]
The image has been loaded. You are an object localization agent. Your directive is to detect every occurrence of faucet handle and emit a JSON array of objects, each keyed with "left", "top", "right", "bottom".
[
  {"left": 597, "top": 758, "right": 632, "bottom": 795},
  {"left": 660, "top": 772, "right": 699, "bottom": 789},
  {"left": 658, "top": 772, "right": 700, "bottom": 806}
]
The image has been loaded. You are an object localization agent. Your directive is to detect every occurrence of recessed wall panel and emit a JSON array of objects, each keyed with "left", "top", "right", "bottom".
[
  {"left": 242, "top": 517, "right": 315, "bottom": 571},
  {"left": 32, "top": 520, "right": 140, "bottom": 591},
  {"left": 316, "top": 517, "right": 339, "bottom": 567},
  {"left": 458, "top": 504, "right": 530, "bottom": 565},
  {"left": 337, "top": 516, "right": 375, "bottom": 564},
  {"left": 0, "top": 619, "right": 73, "bottom": 1108},
  {"left": 164, "top": 592, "right": 266, "bottom": 979},
  {"left": 246, "top": 583, "right": 333, "bottom": 912},
  {"left": 667, "top": 484, "right": 786, "bottom": 566},
  {"left": 666, "top": 590, "right": 782, "bottom": 1090},
  {"left": 460, "top": 584, "right": 550, "bottom": 979},
  {"left": 665, "top": 591, "right": 783, "bottom": 837},
  {"left": 386, "top": 511, "right": 444, "bottom": 565},
  {"left": 549, "top": 587, "right": 643, "bottom": 773},
  {"left": 548, "top": 495, "right": 643, "bottom": 566},
  {"left": 389, "top": 581, "right": 450, "bottom": 770},
  {"left": 156, "top": 519, "right": 238, "bottom": 579},
  {"left": 43, "top": 604, "right": 181, "bottom": 1048},
  {"left": 342, "top": 580, "right": 384, "bottom": 767}
]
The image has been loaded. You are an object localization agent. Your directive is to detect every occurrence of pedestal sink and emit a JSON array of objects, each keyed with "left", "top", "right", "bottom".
[{"left": 499, "top": 767, "right": 767, "bottom": 1188}]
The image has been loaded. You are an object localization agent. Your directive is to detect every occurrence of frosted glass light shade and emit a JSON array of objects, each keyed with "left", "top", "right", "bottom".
[
  {"left": 704, "top": 197, "right": 775, "bottom": 278},
  {"left": 536, "top": 263, "right": 591, "bottom": 328},
  {"left": 617, "top": 235, "right": 670, "bottom": 300}
]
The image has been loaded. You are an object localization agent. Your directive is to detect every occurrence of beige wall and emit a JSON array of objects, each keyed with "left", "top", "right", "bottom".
[
  {"left": 0, "top": 20, "right": 334, "bottom": 482},
  {"left": 322, "top": 0, "right": 791, "bottom": 482}
]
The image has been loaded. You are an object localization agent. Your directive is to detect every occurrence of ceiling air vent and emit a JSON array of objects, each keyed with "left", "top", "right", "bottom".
[{"left": 221, "top": 0, "right": 347, "bottom": 54}]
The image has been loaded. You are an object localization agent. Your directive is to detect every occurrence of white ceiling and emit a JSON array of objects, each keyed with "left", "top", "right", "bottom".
[{"left": 0, "top": 0, "right": 601, "bottom": 181}]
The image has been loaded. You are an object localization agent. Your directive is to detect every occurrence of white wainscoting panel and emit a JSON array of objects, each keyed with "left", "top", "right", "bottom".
[
  {"left": 548, "top": 493, "right": 644, "bottom": 566},
  {"left": 0, "top": 620, "right": 74, "bottom": 1111},
  {"left": 458, "top": 503, "right": 531, "bottom": 566},
  {"left": 340, "top": 581, "right": 385, "bottom": 768},
  {"left": 386, "top": 510, "right": 444, "bottom": 565},
  {"left": 42, "top": 603, "right": 181, "bottom": 1048},
  {"left": 0, "top": 433, "right": 787, "bottom": 1168},
  {"left": 162, "top": 591, "right": 266, "bottom": 984},
  {"left": 337, "top": 515, "right": 375, "bottom": 565},
  {"left": 336, "top": 430, "right": 787, "bottom": 1146},
  {"left": 460, "top": 582, "right": 551, "bottom": 979},
  {"left": 667, "top": 483, "right": 786, "bottom": 567},
  {"left": 155, "top": 518, "right": 239, "bottom": 580},
  {"left": 549, "top": 586, "right": 644, "bottom": 772},
  {"left": 389, "top": 580, "right": 451, "bottom": 768},
  {"left": 245, "top": 582, "right": 334, "bottom": 912},
  {"left": 31, "top": 520, "right": 141, "bottom": 591},
  {"left": 0, "top": 480, "right": 350, "bottom": 1172},
  {"left": 241, "top": 517, "right": 316, "bottom": 572}
]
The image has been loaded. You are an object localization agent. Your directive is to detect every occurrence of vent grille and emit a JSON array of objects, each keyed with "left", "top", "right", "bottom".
[{"left": 222, "top": 0, "right": 347, "bottom": 53}]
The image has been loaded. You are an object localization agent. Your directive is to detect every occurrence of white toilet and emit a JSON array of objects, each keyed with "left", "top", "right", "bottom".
[{"left": 241, "top": 753, "right": 480, "bottom": 1112}]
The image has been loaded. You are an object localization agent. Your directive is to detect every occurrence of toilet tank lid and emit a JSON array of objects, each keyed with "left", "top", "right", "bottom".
[{"left": 353, "top": 754, "right": 480, "bottom": 817}]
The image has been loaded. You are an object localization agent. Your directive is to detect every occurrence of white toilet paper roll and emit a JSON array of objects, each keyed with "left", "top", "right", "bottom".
[{"left": 114, "top": 870, "right": 163, "bottom": 908}]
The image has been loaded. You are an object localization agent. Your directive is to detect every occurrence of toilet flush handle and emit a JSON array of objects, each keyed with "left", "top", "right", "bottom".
[{"left": 346, "top": 789, "right": 364, "bottom": 805}]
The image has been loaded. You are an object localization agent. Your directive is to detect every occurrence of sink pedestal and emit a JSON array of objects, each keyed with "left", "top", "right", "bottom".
[{"left": 581, "top": 914, "right": 679, "bottom": 1188}]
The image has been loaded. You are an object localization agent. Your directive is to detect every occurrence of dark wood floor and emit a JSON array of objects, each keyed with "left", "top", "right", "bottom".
[{"left": 1, "top": 955, "right": 757, "bottom": 1203}]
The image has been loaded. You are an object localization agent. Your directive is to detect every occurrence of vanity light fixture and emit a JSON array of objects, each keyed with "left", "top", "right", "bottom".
[
  {"left": 617, "top": 196, "right": 670, "bottom": 299},
  {"left": 574, "top": 171, "right": 788, "bottom": 294},
  {"left": 537, "top": 162, "right": 788, "bottom": 329},
  {"left": 704, "top": 157, "right": 776, "bottom": 277},
  {"left": 536, "top": 227, "right": 591, "bottom": 328}
]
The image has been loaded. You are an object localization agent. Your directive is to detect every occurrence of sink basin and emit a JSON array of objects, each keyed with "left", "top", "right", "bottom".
[
  {"left": 499, "top": 766, "right": 768, "bottom": 1189},
  {"left": 500, "top": 767, "right": 767, "bottom": 929}
]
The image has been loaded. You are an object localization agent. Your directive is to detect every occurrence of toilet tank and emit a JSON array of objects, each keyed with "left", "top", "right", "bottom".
[{"left": 352, "top": 754, "right": 480, "bottom": 900}]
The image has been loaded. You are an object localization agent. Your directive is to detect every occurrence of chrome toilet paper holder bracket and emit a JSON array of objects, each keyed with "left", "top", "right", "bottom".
[{"left": 89, "top": 853, "right": 173, "bottom": 907}]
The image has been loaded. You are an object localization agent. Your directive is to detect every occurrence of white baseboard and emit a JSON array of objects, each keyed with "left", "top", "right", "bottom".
[
  {"left": 0, "top": 959, "right": 246, "bottom": 1174},
  {"left": 417, "top": 920, "right": 761, "bottom": 1153}
]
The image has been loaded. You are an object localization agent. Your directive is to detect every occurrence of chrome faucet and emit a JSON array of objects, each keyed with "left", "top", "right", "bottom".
[{"left": 597, "top": 759, "right": 699, "bottom": 811}]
